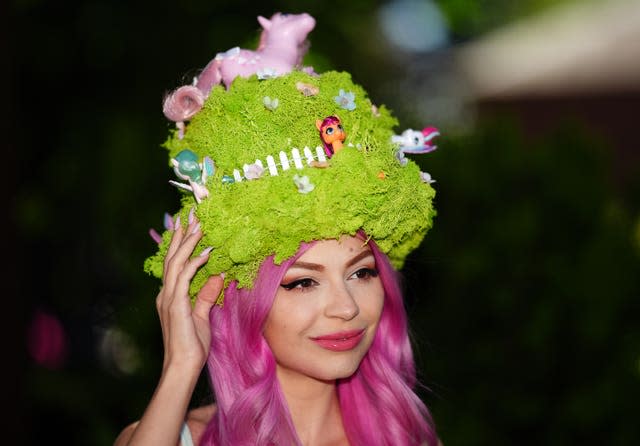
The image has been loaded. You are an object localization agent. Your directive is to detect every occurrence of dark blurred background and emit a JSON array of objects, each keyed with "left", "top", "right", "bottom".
[{"left": 8, "top": 0, "right": 640, "bottom": 444}]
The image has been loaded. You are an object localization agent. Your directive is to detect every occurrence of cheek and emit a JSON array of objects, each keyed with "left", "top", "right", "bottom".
[
  {"left": 357, "top": 282, "right": 385, "bottom": 324},
  {"left": 372, "top": 290, "right": 385, "bottom": 324},
  {"left": 262, "top": 299, "right": 283, "bottom": 348},
  {"left": 263, "top": 294, "right": 316, "bottom": 344}
]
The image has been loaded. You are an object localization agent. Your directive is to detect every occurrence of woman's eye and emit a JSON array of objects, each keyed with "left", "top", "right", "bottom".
[
  {"left": 280, "top": 278, "right": 317, "bottom": 290},
  {"left": 351, "top": 268, "right": 379, "bottom": 280}
]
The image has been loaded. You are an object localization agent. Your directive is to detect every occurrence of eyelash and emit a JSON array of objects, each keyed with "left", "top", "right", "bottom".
[
  {"left": 280, "top": 268, "right": 379, "bottom": 291},
  {"left": 280, "top": 278, "right": 318, "bottom": 291},
  {"left": 351, "top": 267, "right": 379, "bottom": 280}
]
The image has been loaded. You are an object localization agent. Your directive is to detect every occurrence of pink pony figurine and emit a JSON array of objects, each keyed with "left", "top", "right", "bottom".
[
  {"left": 316, "top": 115, "right": 346, "bottom": 158},
  {"left": 163, "top": 12, "right": 316, "bottom": 125}
]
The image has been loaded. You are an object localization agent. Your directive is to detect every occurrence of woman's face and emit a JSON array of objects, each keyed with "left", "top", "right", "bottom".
[{"left": 263, "top": 236, "right": 385, "bottom": 382}]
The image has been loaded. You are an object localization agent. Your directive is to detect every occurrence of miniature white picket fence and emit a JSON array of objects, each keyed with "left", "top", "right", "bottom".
[{"left": 232, "top": 146, "right": 327, "bottom": 182}]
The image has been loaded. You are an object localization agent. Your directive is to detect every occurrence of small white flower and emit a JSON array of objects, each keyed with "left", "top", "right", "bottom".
[
  {"left": 263, "top": 96, "right": 279, "bottom": 111},
  {"left": 420, "top": 171, "right": 436, "bottom": 184},
  {"left": 257, "top": 67, "right": 278, "bottom": 80},
  {"left": 293, "top": 174, "right": 315, "bottom": 194}
]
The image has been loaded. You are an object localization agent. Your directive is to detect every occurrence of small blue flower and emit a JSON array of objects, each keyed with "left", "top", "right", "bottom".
[
  {"left": 293, "top": 174, "right": 315, "bottom": 194},
  {"left": 334, "top": 89, "right": 356, "bottom": 111}
]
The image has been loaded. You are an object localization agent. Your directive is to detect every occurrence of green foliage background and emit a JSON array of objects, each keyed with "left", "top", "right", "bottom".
[{"left": 9, "top": 0, "right": 639, "bottom": 444}]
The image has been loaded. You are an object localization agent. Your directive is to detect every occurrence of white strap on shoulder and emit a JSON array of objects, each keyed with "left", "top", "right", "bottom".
[{"left": 180, "top": 422, "right": 195, "bottom": 446}]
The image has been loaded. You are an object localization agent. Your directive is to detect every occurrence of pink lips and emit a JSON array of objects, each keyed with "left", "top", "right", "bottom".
[{"left": 311, "top": 329, "right": 366, "bottom": 352}]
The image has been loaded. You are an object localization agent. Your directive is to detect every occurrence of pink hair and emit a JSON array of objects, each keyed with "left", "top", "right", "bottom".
[{"left": 201, "top": 239, "right": 438, "bottom": 445}]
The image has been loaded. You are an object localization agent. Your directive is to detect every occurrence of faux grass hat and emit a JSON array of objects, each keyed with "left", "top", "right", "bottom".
[{"left": 144, "top": 12, "right": 438, "bottom": 302}]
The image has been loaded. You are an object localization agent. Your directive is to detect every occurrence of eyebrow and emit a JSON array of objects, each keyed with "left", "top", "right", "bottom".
[
  {"left": 288, "top": 249, "right": 374, "bottom": 272},
  {"left": 345, "top": 249, "right": 375, "bottom": 268}
]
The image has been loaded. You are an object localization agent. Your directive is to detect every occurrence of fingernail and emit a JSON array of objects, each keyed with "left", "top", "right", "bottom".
[
  {"left": 188, "top": 207, "right": 195, "bottom": 224},
  {"left": 164, "top": 212, "right": 173, "bottom": 230},
  {"left": 191, "top": 222, "right": 201, "bottom": 234},
  {"left": 149, "top": 228, "right": 162, "bottom": 244},
  {"left": 174, "top": 215, "right": 181, "bottom": 230},
  {"left": 199, "top": 246, "right": 213, "bottom": 257}
]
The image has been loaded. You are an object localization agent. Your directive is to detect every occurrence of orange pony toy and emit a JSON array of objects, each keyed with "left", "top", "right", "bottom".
[{"left": 316, "top": 115, "right": 346, "bottom": 158}]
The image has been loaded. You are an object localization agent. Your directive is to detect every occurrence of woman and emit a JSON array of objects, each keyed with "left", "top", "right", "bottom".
[{"left": 116, "top": 12, "right": 439, "bottom": 445}]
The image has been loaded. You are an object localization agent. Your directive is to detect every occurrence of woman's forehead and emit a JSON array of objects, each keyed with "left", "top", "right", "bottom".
[{"left": 296, "top": 236, "right": 372, "bottom": 262}]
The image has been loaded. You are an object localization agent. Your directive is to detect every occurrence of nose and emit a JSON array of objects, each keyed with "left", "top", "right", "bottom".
[{"left": 324, "top": 280, "right": 360, "bottom": 320}]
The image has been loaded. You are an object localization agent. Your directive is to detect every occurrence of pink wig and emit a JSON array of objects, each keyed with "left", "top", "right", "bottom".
[{"left": 201, "top": 239, "right": 438, "bottom": 446}]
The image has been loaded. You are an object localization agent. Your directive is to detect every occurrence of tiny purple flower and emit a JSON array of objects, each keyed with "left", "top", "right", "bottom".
[{"left": 245, "top": 163, "right": 265, "bottom": 180}]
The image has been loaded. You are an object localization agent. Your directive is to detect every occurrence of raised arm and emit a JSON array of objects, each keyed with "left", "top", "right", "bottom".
[{"left": 114, "top": 214, "right": 223, "bottom": 446}]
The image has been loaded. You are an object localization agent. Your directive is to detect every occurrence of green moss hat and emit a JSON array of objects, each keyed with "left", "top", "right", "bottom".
[{"left": 144, "top": 18, "right": 437, "bottom": 302}]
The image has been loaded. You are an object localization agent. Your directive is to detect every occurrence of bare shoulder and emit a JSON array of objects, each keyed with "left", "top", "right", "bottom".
[
  {"left": 185, "top": 404, "right": 217, "bottom": 443},
  {"left": 113, "top": 405, "right": 216, "bottom": 446},
  {"left": 187, "top": 403, "right": 217, "bottom": 424},
  {"left": 113, "top": 420, "right": 139, "bottom": 446}
]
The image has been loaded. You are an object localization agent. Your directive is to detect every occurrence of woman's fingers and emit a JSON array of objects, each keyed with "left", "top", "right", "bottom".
[
  {"left": 162, "top": 209, "right": 199, "bottom": 282},
  {"left": 193, "top": 274, "right": 224, "bottom": 322},
  {"left": 169, "top": 245, "right": 212, "bottom": 315},
  {"left": 162, "top": 219, "right": 202, "bottom": 302},
  {"left": 163, "top": 215, "right": 183, "bottom": 281}
]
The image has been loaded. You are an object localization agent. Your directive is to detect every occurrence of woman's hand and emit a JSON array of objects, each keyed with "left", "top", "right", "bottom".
[
  {"left": 156, "top": 212, "right": 224, "bottom": 376},
  {"left": 113, "top": 213, "right": 224, "bottom": 446}
]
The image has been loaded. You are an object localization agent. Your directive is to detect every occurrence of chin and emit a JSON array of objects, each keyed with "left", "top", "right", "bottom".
[{"left": 314, "top": 351, "right": 368, "bottom": 381}]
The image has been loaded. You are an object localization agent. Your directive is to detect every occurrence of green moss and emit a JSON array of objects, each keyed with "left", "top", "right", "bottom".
[{"left": 144, "top": 70, "right": 436, "bottom": 301}]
